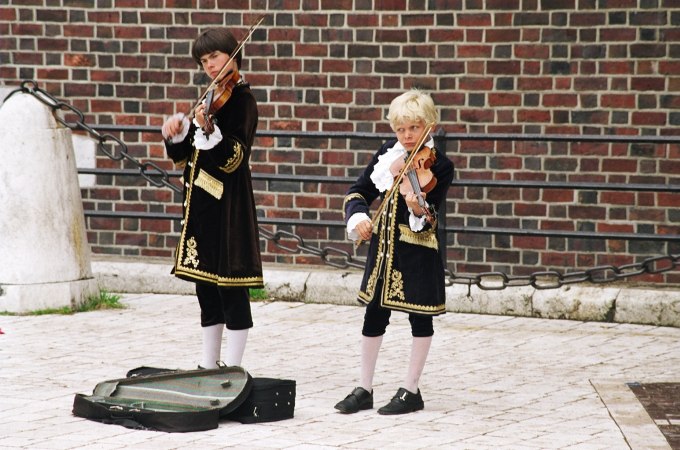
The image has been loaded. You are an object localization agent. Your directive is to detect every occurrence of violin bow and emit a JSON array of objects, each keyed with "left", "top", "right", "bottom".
[
  {"left": 355, "top": 122, "right": 435, "bottom": 248},
  {"left": 188, "top": 14, "right": 266, "bottom": 118}
]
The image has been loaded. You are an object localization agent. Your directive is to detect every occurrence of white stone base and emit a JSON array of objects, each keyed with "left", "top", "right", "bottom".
[{"left": 0, "top": 278, "right": 99, "bottom": 314}]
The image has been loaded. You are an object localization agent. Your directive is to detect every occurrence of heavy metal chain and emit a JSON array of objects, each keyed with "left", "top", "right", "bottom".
[
  {"left": 258, "top": 228, "right": 366, "bottom": 270},
  {"left": 5, "top": 80, "right": 677, "bottom": 289},
  {"left": 446, "top": 253, "right": 679, "bottom": 292},
  {"left": 4, "top": 81, "right": 365, "bottom": 269},
  {"left": 4, "top": 80, "right": 180, "bottom": 193}
]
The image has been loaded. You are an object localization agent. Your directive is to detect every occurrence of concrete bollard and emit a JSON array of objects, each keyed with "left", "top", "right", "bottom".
[{"left": 0, "top": 92, "right": 98, "bottom": 313}]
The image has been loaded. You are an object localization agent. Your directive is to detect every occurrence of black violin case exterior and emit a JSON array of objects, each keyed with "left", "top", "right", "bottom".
[
  {"left": 225, "top": 377, "right": 296, "bottom": 424},
  {"left": 72, "top": 365, "right": 295, "bottom": 432}
]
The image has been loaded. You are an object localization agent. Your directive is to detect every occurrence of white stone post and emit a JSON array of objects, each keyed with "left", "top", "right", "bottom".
[{"left": 0, "top": 92, "right": 99, "bottom": 313}]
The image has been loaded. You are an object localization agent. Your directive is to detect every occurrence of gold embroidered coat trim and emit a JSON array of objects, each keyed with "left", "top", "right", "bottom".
[
  {"left": 194, "top": 169, "right": 224, "bottom": 200},
  {"left": 398, "top": 224, "right": 439, "bottom": 250},
  {"left": 182, "top": 236, "right": 200, "bottom": 268},
  {"left": 220, "top": 141, "right": 243, "bottom": 174},
  {"left": 174, "top": 265, "right": 264, "bottom": 287},
  {"left": 342, "top": 193, "right": 366, "bottom": 220},
  {"left": 357, "top": 192, "right": 445, "bottom": 315},
  {"left": 174, "top": 150, "right": 263, "bottom": 287}
]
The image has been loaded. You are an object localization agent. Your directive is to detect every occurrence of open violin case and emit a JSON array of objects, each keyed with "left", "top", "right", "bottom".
[{"left": 72, "top": 365, "right": 295, "bottom": 432}]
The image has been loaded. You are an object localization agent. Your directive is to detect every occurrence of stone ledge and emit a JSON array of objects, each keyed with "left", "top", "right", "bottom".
[{"left": 91, "top": 257, "right": 680, "bottom": 328}]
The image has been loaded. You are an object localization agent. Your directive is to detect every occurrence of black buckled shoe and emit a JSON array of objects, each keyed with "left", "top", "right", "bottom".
[
  {"left": 377, "top": 387, "right": 424, "bottom": 415},
  {"left": 334, "top": 387, "right": 374, "bottom": 414}
]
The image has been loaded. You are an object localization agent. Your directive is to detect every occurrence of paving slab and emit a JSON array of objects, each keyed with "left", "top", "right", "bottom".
[{"left": 1, "top": 293, "right": 679, "bottom": 449}]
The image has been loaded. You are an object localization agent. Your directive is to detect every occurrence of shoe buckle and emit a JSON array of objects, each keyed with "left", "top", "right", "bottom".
[{"left": 399, "top": 391, "right": 408, "bottom": 401}]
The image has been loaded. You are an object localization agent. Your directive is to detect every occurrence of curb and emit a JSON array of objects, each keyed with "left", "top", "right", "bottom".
[{"left": 92, "top": 257, "right": 680, "bottom": 328}]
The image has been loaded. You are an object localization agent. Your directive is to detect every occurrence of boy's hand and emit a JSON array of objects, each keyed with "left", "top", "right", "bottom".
[
  {"left": 162, "top": 114, "right": 184, "bottom": 139},
  {"left": 356, "top": 219, "right": 373, "bottom": 241},
  {"left": 404, "top": 192, "right": 427, "bottom": 216},
  {"left": 194, "top": 104, "right": 207, "bottom": 129}
]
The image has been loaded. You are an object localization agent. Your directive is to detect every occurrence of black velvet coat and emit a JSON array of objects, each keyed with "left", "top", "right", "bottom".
[
  {"left": 344, "top": 140, "right": 454, "bottom": 315},
  {"left": 165, "top": 82, "right": 263, "bottom": 288}
]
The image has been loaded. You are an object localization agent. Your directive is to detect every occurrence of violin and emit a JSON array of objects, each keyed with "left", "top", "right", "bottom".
[
  {"left": 390, "top": 144, "right": 437, "bottom": 201},
  {"left": 185, "top": 15, "right": 265, "bottom": 136},
  {"left": 202, "top": 67, "right": 241, "bottom": 136},
  {"left": 355, "top": 122, "right": 436, "bottom": 248}
]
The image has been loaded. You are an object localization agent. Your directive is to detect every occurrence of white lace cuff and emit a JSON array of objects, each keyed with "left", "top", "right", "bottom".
[
  {"left": 347, "top": 212, "right": 371, "bottom": 241},
  {"left": 193, "top": 125, "right": 223, "bottom": 150},
  {"left": 408, "top": 209, "right": 427, "bottom": 231}
]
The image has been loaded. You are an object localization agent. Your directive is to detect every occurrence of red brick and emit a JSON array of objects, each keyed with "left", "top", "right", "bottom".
[
  {"left": 601, "top": 158, "right": 638, "bottom": 173},
  {"left": 36, "top": 68, "right": 69, "bottom": 80},
  {"left": 489, "top": 93, "right": 521, "bottom": 106},
  {"left": 518, "top": 109, "right": 551, "bottom": 123},
  {"left": 88, "top": 11, "right": 121, "bottom": 23},
  {"left": 458, "top": 44, "right": 492, "bottom": 58},
  {"left": 541, "top": 252, "right": 576, "bottom": 268},
  {"left": 487, "top": 60, "right": 521, "bottom": 75},
  {"left": 322, "top": 151, "right": 354, "bottom": 166},
  {"left": 487, "top": 29, "right": 521, "bottom": 43},
  {"left": 542, "top": 191, "right": 574, "bottom": 202},
  {"left": 632, "top": 112, "right": 667, "bottom": 126},
  {"left": 64, "top": 53, "right": 95, "bottom": 67},
  {"left": 296, "top": 196, "right": 328, "bottom": 209},
  {"left": 0, "top": 8, "right": 17, "bottom": 21},
  {"left": 515, "top": 44, "right": 550, "bottom": 59},
  {"left": 322, "top": 89, "right": 353, "bottom": 103},
  {"left": 458, "top": 13, "right": 492, "bottom": 27},
  {"left": 597, "top": 223, "right": 634, "bottom": 233},
  {"left": 600, "top": 192, "right": 635, "bottom": 205},
  {"left": 631, "top": 77, "right": 666, "bottom": 91},
  {"left": 569, "top": 205, "right": 606, "bottom": 219},
  {"left": 601, "top": 94, "right": 635, "bottom": 108},
  {"left": 513, "top": 236, "right": 547, "bottom": 249},
  {"left": 600, "top": 28, "right": 637, "bottom": 42},
  {"left": 542, "top": 94, "right": 577, "bottom": 107},
  {"left": 459, "top": 77, "right": 493, "bottom": 91},
  {"left": 514, "top": 203, "right": 546, "bottom": 217}
]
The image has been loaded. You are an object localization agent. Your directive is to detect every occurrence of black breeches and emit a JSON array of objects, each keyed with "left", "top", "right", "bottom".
[
  {"left": 361, "top": 297, "right": 434, "bottom": 338},
  {"left": 195, "top": 284, "right": 253, "bottom": 330}
]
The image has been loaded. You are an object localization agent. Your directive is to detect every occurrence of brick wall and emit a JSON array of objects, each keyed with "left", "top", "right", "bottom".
[{"left": 1, "top": 1, "right": 679, "bottom": 286}]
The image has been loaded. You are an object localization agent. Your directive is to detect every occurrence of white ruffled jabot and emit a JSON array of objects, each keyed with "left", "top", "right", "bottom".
[{"left": 369, "top": 138, "right": 435, "bottom": 192}]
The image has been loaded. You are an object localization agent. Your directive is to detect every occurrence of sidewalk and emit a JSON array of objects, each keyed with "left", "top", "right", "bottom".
[{"left": 1, "top": 291, "right": 678, "bottom": 449}]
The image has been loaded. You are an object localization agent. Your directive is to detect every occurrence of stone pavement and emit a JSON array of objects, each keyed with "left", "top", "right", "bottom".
[{"left": 1, "top": 292, "right": 678, "bottom": 449}]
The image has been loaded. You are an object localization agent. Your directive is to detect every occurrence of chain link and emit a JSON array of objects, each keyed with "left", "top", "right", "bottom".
[
  {"left": 445, "top": 254, "right": 678, "bottom": 290},
  {"left": 6, "top": 80, "right": 182, "bottom": 194},
  {"left": 7, "top": 80, "right": 678, "bottom": 289}
]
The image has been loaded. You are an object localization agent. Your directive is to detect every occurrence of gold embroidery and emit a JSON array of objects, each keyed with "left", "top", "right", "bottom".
[
  {"left": 398, "top": 225, "right": 439, "bottom": 250},
  {"left": 358, "top": 191, "right": 445, "bottom": 315},
  {"left": 342, "top": 193, "right": 366, "bottom": 219},
  {"left": 382, "top": 297, "right": 446, "bottom": 314},
  {"left": 182, "top": 236, "right": 199, "bottom": 268},
  {"left": 388, "top": 269, "right": 405, "bottom": 301},
  {"left": 194, "top": 169, "right": 224, "bottom": 200},
  {"left": 174, "top": 264, "right": 264, "bottom": 287},
  {"left": 220, "top": 141, "right": 244, "bottom": 173},
  {"left": 365, "top": 264, "right": 379, "bottom": 298}
]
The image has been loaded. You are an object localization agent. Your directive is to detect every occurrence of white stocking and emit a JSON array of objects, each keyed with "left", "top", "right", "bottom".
[
  {"left": 404, "top": 336, "right": 432, "bottom": 393},
  {"left": 201, "top": 324, "right": 224, "bottom": 369},
  {"left": 359, "top": 335, "right": 383, "bottom": 392},
  {"left": 223, "top": 328, "right": 249, "bottom": 367}
]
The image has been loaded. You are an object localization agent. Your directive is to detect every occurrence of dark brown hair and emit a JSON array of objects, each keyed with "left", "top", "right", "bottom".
[{"left": 191, "top": 28, "right": 242, "bottom": 68}]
